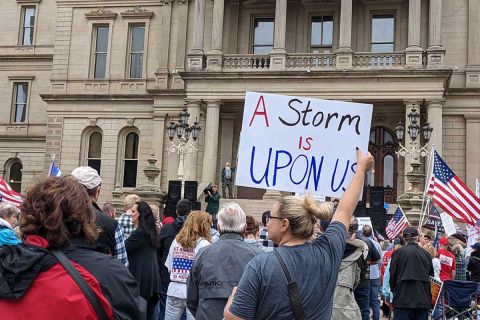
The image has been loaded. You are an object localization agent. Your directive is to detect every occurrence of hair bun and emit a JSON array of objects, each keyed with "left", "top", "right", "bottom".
[{"left": 303, "top": 195, "right": 333, "bottom": 220}]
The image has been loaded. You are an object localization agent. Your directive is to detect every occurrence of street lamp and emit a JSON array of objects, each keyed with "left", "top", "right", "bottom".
[
  {"left": 395, "top": 105, "right": 433, "bottom": 226},
  {"left": 167, "top": 108, "right": 201, "bottom": 181}
]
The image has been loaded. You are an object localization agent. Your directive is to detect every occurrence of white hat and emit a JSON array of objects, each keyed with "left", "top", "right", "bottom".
[{"left": 71, "top": 166, "right": 102, "bottom": 189}]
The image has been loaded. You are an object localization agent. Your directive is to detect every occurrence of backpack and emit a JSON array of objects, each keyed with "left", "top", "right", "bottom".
[{"left": 358, "top": 253, "right": 370, "bottom": 281}]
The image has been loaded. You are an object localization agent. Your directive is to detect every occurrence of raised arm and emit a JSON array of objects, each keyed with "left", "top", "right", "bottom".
[{"left": 331, "top": 148, "right": 374, "bottom": 230}]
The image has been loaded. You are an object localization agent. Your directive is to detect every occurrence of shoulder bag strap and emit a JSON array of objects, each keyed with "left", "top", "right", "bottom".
[
  {"left": 51, "top": 249, "right": 109, "bottom": 320},
  {"left": 273, "top": 249, "right": 305, "bottom": 320}
]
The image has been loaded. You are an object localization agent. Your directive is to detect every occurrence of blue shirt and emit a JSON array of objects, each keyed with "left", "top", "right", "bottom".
[{"left": 370, "top": 238, "right": 382, "bottom": 280}]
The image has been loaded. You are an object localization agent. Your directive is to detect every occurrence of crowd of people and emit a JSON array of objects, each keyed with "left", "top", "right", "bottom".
[{"left": 0, "top": 150, "right": 480, "bottom": 320}]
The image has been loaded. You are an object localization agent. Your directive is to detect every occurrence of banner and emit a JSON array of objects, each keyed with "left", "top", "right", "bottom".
[
  {"left": 439, "top": 211, "right": 457, "bottom": 236},
  {"left": 357, "top": 217, "right": 373, "bottom": 230},
  {"left": 423, "top": 202, "right": 445, "bottom": 233},
  {"left": 430, "top": 277, "right": 443, "bottom": 314},
  {"left": 236, "top": 92, "right": 372, "bottom": 198}
]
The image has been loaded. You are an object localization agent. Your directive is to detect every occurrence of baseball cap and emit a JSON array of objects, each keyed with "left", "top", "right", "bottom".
[
  {"left": 471, "top": 243, "right": 480, "bottom": 251},
  {"left": 71, "top": 166, "right": 102, "bottom": 189},
  {"left": 439, "top": 237, "right": 449, "bottom": 246},
  {"left": 402, "top": 227, "right": 419, "bottom": 239}
]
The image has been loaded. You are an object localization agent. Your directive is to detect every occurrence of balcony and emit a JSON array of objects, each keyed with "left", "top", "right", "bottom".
[{"left": 197, "top": 50, "right": 432, "bottom": 72}]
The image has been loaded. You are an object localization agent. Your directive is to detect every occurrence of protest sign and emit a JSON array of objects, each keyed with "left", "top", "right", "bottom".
[
  {"left": 466, "top": 223, "right": 480, "bottom": 257},
  {"left": 422, "top": 202, "right": 445, "bottom": 233},
  {"left": 357, "top": 217, "right": 373, "bottom": 230},
  {"left": 439, "top": 212, "right": 457, "bottom": 236},
  {"left": 236, "top": 92, "right": 372, "bottom": 198},
  {"left": 429, "top": 277, "right": 443, "bottom": 314}
]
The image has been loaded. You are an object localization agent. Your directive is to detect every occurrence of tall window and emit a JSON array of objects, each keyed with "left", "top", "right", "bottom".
[
  {"left": 123, "top": 132, "right": 139, "bottom": 188},
  {"left": 310, "top": 16, "right": 333, "bottom": 53},
  {"left": 20, "top": 6, "right": 36, "bottom": 46},
  {"left": 128, "top": 25, "right": 145, "bottom": 78},
  {"left": 252, "top": 18, "right": 274, "bottom": 54},
  {"left": 8, "top": 161, "right": 23, "bottom": 193},
  {"left": 12, "top": 83, "right": 28, "bottom": 123},
  {"left": 92, "top": 26, "right": 109, "bottom": 78},
  {"left": 371, "top": 14, "right": 395, "bottom": 52},
  {"left": 87, "top": 132, "right": 102, "bottom": 174}
]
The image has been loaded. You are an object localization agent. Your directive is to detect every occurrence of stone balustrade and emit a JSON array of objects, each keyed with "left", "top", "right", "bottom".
[
  {"left": 352, "top": 52, "right": 407, "bottom": 69},
  {"left": 286, "top": 53, "right": 336, "bottom": 70},
  {"left": 222, "top": 54, "right": 271, "bottom": 71}
]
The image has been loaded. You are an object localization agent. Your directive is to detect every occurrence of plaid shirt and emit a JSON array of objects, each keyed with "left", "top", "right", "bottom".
[
  {"left": 455, "top": 255, "right": 467, "bottom": 281},
  {"left": 259, "top": 227, "right": 277, "bottom": 248},
  {"left": 114, "top": 225, "right": 129, "bottom": 267},
  {"left": 117, "top": 213, "right": 135, "bottom": 239}
]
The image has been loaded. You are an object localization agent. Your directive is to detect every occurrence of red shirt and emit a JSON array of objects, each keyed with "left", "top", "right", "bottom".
[
  {"left": 381, "top": 249, "right": 394, "bottom": 280},
  {"left": 438, "top": 248, "right": 456, "bottom": 281}
]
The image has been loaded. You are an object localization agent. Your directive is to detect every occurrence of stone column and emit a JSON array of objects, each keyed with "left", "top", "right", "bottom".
[
  {"left": 426, "top": 100, "right": 444, "bottom": 156},
  {"left": 427, "top": 0, "right": 445, "bottom": 68},
  {"left": 152, "top": 112, "right": 167, "bottom": 186},
  {"left": 336, "top": 0, "right": 353, "bottom": 69},
  {"left": 184, "top": 99, "right": 201, "bottom": 181},
  {"left": 466, "top": 0, "right": 480, "bottom": 87},
  {"left": 155, "top": 2, "right": 172, "bottom": 89},
  {"left": 405, "top": 0, "right": 423, "bottom": 67},
  {"left": 465, "top": 115, "right": 480, "bottom": 190},
  {"left": 220, "top": 113, "right": 235, "bottom": 197},
  {"left": 172, "top": 0, "right": 189, "bottom": 89},
  {"left": 206, "top": 0, "right": 225, "bottom": 71},
  {"left": 270, "top": 0, "right": 287, "bottom": 71},
  {"left": 187, "top": 0, "right": 206, "bottom": 71},
  {"left": 201, "top": 100, "right": 221, "bottom": 184}
]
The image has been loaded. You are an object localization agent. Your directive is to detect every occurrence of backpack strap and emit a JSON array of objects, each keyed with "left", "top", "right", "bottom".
[
  {"left": 51, "top": 249, "right": 109, "bottom": 320},
  {"left": 273, "top": 249, "right": 305, "bottom": 320}
]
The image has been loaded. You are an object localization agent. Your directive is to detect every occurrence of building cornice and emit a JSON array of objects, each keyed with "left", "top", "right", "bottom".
[
  {"left": 85, "top": 7, "right": 118, "bottom": 20},
  {"left": 40, "top": 94, "right": 154, "bottom": 102},
  {"left": 120, "top": 6, "right": 155, "bottom": 18}
]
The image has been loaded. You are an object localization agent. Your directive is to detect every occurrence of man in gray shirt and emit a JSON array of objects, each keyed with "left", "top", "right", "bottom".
[{"left": 187, "top": 202, "right": 262, "bottom": 320}]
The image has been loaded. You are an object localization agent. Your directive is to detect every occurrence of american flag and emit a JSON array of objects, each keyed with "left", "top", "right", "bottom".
[
  {"left": 0, "top": 177, "right": 22, "bottom": 208},
  {"left": 386, "top": 206, "right": 409, "bottom": 239},
  {"left": 427, "top": 151, "right": 480, "bottom": 225},
  {"left": 172, "top": 257, "right": 193, "bottom": 273}
]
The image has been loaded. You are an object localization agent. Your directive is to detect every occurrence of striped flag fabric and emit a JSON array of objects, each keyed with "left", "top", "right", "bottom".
[
  {"left": 427, "top": 151, "right": 480, "bottom": 225},
  {"left": 386, "top": 206, "right": 409, "bottom": 239},
  {"left": 0, "top": 177, "right": 22, "bottom": 208}
]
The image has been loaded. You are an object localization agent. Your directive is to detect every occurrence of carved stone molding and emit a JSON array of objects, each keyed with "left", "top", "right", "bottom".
[
  {"left": 85, "top": 7, "right": 118, "bottom": 20},
  {"left": 88, "top": 118, "right": 97, "bottom": 127},
  {"left": 121, "top": 6, "right": 155, "bottom": 18},
  {"left": 126, "top": 118, "right": 135, "bottom": 127},
  {"left": 177, "top": 0, "right": 190, "bottom": 5}
]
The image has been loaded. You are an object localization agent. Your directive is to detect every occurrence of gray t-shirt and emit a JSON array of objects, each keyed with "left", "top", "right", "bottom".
[{"left": 229, "top": 221, "right": 347, "bottom": 320}]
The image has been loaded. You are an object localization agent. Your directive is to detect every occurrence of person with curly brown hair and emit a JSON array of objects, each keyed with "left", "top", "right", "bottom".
[{"left": 0, "top": 176, "right": 146, "bottom": 320}]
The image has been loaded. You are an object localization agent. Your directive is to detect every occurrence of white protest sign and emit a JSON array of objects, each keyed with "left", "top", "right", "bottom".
[
  {"left": 439, "top": 211, "right": 457, "bottom": 236},
  {"left": 236, "top": 92, "right": 372, "bottom": 198},
  {"left": 357, "top": 217, "right": 373, "bottom": 230},
  {"left": 466, "top": 224, "right": 480, "bottom": 257}
]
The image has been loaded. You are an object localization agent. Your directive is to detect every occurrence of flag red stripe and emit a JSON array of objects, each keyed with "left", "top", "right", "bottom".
[
  {"left": 435, "top": 181, "right": 474, "bottom": 220},
  {"left": 432, "top": 185, "right": 475, "bottom": 225},
  {"left": 451, "top": 177, "right": 480, "bottom": 212},
  {"left": 448, "top": 180, "right": 480, "bottom": 221}
]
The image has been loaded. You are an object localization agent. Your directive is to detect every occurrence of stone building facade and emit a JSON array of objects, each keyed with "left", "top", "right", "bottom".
[{"left": 0, "top": 0, "right": 479, "bottom": 206}]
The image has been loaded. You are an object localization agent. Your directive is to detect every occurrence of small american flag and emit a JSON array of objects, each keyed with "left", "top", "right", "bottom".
[
  {"left": 386, "top": 206, "right": 409, "bottom": 239},
  {"left": 172, "top": 257, "right": 193, "bottom": 273},
  {"left": 428, "top": 151, "right": 480, "bottom": 225},
  {"left": 0, "top": 177, "right": 22, "bottom": 208}
]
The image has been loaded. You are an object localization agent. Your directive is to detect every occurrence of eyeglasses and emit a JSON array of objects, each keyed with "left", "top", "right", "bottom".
[{"left": 266, "top": 213, "right": 284, "bottom": 223}]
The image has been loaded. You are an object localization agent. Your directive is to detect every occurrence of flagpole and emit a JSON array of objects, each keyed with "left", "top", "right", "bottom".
[
  {"left": 418, "top": 144, "right": 435, "bottom": 229},
  {"left": 47, "top": 154, "right": 56, "bottom": 176},
  {"left": 398, "top": 204, "right": 411, "bottom": 227}
]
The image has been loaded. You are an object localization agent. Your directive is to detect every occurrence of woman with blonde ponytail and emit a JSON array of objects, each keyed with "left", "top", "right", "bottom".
[{"left": 224, "top": 149, "right": 374, "bottom": 320}]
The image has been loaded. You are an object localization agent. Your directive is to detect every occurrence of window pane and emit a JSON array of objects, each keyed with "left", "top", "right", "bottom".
[
  {"left": 9, "top": 162, "right": 22, "bottom": 193},
  {"left": 14, "top": 84, "right": 28, "bottom": 123},
  {"left": 88, "top": 132, "right": 102, "bottom": 158},
  {"left": 366, "top": 169, "right": 375, "bottom": 186},
  {"left": 16, "top": 84, "right": 28, "bottom": 104},
  {"left": 24, "top": 8, "right": 36, "bottom": 27},
  {"left": 125, "top": 132, "right": 139, "bottom": 159},
  {"left": 96, "top": 27, "right": 109, "bottom": 52},
  {"left": 254, "top": 19, "right": 274, "bottom": 46},
  {"left": 369, "top": 130, "right": 376, "bottom": 144},
  {"left": 131, "top": 26, "right": 145, "bottom": 52},
  {"left": 371, "top": 43, "right": 394, "bottom": 52},
  {"left": 15, "top": 105, "right": 26, "bottom": 123},
  {"left": 322, "top": 18, "right": 333, "bottom": 46},
  {"left": 311, "top": 17, "right": 322, "bottom": 46},
  {"left": 130, "top": 53, "right": 143, "bottom": 78},
  {"left": 384, "top": 130, "right": 395, "bottom": 144},
  {"left": 253, "top": 46, "right": 273, "bottom": 54},
  {"left": 383, "top": 155, "right": 394, "bottom": 187},
  {"left": 88, "top": 159, "right": 101, "bottom": 175},
  {"left": 371, "top": 15, "right": 394, "bottom": 43},
  {"left": 22, "top": 27, "right": 34, "bottom": 45},
  {"left": 123, "top": 160, "right": 138, "bottom": 188},
  {"left": 94, "top": 53, "right": 106, "bottom": 78}
]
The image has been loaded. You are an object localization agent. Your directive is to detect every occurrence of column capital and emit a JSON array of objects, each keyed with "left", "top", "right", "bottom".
[
  {"left": 153, "top": 111, "right": 168, "bottom": 119},
  {"left": 464, "top": 114, "right": 480, "bottom": 121},
  {"left": 425, "top": 99, "right": 445, "bottom": 108},
  {"left": 204, "top": 99, "right": 222, "bottom": 107},
  {"left": 403, "top": 100, "right": 423, "bottom": 107},
  {"left": 184, "top": 98, "right": 202, "bottom": 106}
]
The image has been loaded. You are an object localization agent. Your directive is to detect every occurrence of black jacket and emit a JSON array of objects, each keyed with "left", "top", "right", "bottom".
[
  {"left": 157, "top": 216, "right": 187, "bottom": 286},
  {"left": 0, "top": 236, "right": 146, "bottom": 319},
  {"left": 93, "top": 202, "right": 118, "bottom": 256},
  {"left": 467, "top": 250, "right": 480, "bottom": 282},
  {"left": 125, "top": 228, "right": 160, "bottom": 300},
  {"left": 389, "top": 242, "right": 434, "bottom": 309}
]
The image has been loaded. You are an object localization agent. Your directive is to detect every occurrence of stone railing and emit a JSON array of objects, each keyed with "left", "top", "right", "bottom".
[
  {"left": 222, "top": 54, "right": 271, "bottom": 71},
  {"left": 352, "top": 52, "right": 406, "bottom": 69},
  {"left": 286, "top": 53, "right": 336, "bottom": 70}
]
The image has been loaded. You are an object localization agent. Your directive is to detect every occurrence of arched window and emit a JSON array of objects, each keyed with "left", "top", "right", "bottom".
[
  {"left": 383, "top": 155, "right": 394, "bottom": 188},
  {"left": 87, "top": 131, "right": 102, "bottom": 174},
  {"left": 6, "top": 160, "right": 22, "bottom": 193},
  {"left": 123, "top": 132, "right": 139, "bottom": 188}
]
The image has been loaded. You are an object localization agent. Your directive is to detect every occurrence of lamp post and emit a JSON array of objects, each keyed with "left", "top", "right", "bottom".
[
  {"left": 395, "top": 106, "right": 433, "bottom": 226},
  {"left": 167, "top": 108, "right": 201, "bottom": 181}
]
